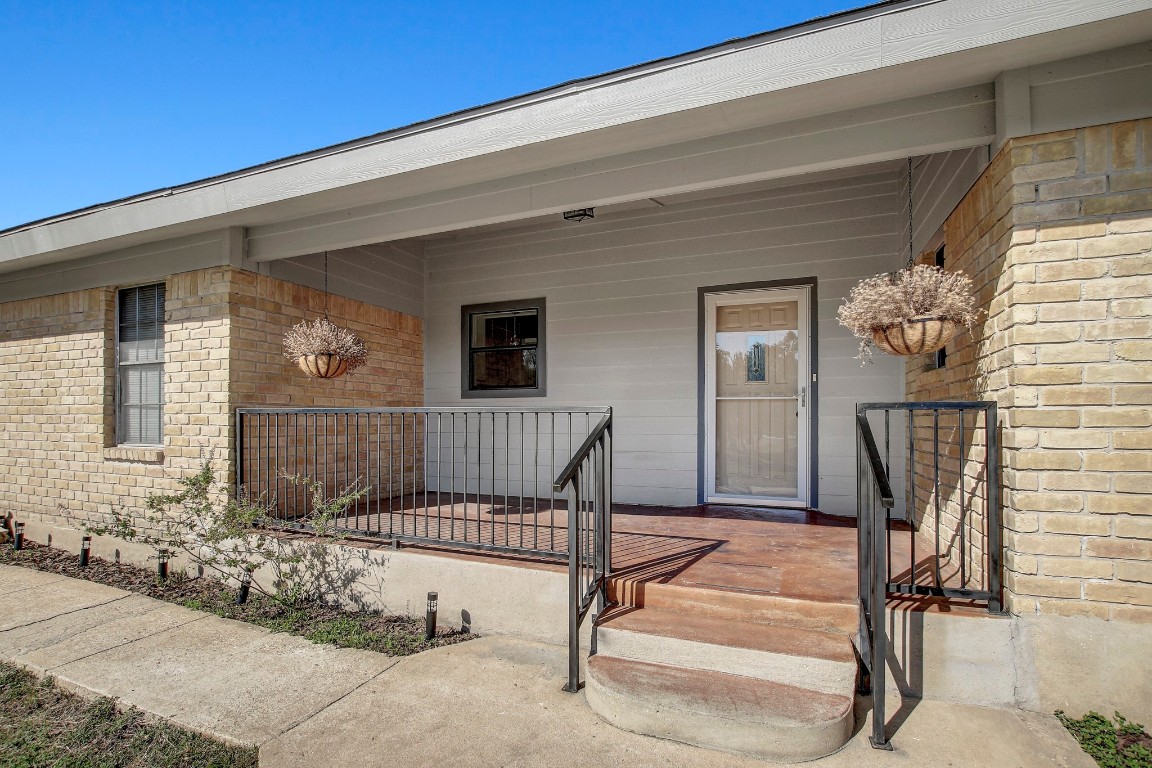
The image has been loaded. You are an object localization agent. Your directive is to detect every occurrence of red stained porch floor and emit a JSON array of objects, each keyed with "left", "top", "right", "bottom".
[{"left": 323, "top": 498, "right": 972, "bottom": 611}]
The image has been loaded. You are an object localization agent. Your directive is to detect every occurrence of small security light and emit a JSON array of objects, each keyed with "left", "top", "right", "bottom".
[
  {"left": 563, "top": 208, "right": 594, "bottom": 222},
  {"left": 79, "top": 536, "right": 92, "bottom": 567}
]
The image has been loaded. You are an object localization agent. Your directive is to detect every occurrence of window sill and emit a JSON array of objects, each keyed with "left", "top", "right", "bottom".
[{"left": 103, "top": 446, "right": 165, "bottom": 464}]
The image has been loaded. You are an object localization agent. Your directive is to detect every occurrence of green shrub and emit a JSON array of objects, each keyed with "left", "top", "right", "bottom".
[{"left": 1057, "top": 710, "right": 1152, "bottom": 768}]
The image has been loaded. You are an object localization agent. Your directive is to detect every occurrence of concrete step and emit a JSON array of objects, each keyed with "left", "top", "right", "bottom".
[
  {"left": 609, "top": 577, "right": 858, "bottom": 634},
  {"left": 585, "top": 655, "right": 855, "bottom": 763},
  {"left": 596, "top": 608, "right": 857, "bottom": 696}
]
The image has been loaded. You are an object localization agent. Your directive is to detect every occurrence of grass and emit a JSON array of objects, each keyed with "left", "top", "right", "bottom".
[
  {"left": 0, "top": 540, "right": 474, "bottom": 657},
  {"left": 0, "top": 661, "right": 257, "bottom": 768},
  {"left": 1057, "top": 710, "right": 1152, "bottom": 768}
]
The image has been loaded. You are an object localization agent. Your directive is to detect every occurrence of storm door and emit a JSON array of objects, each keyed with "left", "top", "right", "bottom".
[{"left": 704, "top": 287, "right": 811, "bottom": 506}]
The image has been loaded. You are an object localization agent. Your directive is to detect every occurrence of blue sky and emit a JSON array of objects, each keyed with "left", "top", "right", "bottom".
[{"left": 0, "top": 1, "right": 862, "bottom": 230}]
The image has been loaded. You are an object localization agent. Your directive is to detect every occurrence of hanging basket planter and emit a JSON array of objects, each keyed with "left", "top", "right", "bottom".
[
  {"left": 283, "top": 317, "right": 368, "bottom": 379},
  {"left": 837, "top": 265, "right": 979, "bottom": 363},
  {"left": 296, "top": 352, "right": 352, "bottom": 379},
  {"left": 871, "top": 316, "right": 961, "bottom": 356}
]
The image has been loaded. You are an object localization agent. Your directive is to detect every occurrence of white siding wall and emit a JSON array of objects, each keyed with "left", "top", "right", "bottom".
[
  {"left": 909, "top": 147, "right": 989, "bottom": 257},
  {"left": 272, "top": 242, "right": 425, "bottom": 318},
  {"left": 422, "top": 168, "right": 910, "bottom": 512}
]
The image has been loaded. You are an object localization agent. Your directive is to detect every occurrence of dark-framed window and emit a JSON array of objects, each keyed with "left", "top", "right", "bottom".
[
  {"left": 117, "top": 283, "right": 166, "bottom": 445},
  {"left": 932, "top": 244, "right": 947, "bottom": 370},
  {"left": 461, "top": 298, "right": 546, "bottom": 398}
]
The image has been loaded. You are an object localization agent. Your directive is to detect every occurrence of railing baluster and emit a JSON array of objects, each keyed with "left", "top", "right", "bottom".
[
  {"left": 523, "top": 414, "right": 527, "bottom": 529},
  {"left": 883, "top": 413, "right": 893, "bottom": 587},
  {"left": 908, "top": 410, "right": 915, "bottom": 587},
  {"left": 423, "top": 413, "right": 429, "bottom": 536},
  {"left": 436, "top": 412, "right": 443, "bottom": 540},
  {"left": 474, "top": 412, "right": 481, "bottom": 543},
  {"left": 413, "top": 412, "right": 419, "bottom": 538},
  {"left": 450, "top": 412, "right": 456, "bottom": 543},
  {"left": 933, "top": 408, "right": 941, "bottom": 589},
  {"left": 603, "top": 424, "right": 612, "bottom": 592},
  {"left": 986, "top": 404, "right": 1002, "bottom": 613},
  {"left": 564, "top": 478, "right": 580, "bottom": 694},
  {"left": 959, "top": 408, "right": 967, "bottom": 589},
  {"left": 870, "top": 485, "right": 889, "bottom": 749},
  {"left": 550, "top": 413, "right": 556, "bottom": 552},
  {"left": 502, "top": 414, "right": 506, "bottom": 545},
  {"left": 533, "top": 412, "right": 540, "bottom": 550},
  {"left": 490, "top": 412, "right": 496, "bottom": 546}
]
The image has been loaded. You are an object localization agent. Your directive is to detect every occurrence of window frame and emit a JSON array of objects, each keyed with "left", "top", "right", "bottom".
[
  {"left": 460, "top": 297, "right": 547, "bottom": 398},
  {"left": 115, "top": 282, "right": 167, "bottom": 446}
]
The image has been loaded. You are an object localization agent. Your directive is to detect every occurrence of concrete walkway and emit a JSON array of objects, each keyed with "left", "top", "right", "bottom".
[{"left": 0, "top": 565, "right": 1092, "bottom": 767}]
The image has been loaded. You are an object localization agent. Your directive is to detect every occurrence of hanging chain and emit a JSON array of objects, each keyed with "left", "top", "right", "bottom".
[
  {"left": 906, "top": 156, "right": 915, "bottom": 270},
  {"left": 323, "top": 251, "right": 330, "bottom": 319}
]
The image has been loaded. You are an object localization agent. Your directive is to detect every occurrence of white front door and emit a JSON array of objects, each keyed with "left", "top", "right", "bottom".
[{"left": 705, "top": 287, "right": 811, "bottom": 507}]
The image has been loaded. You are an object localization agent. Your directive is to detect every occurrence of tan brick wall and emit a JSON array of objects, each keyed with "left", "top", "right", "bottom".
[
  {"left": 908, "top": 119, "right": 1152, "bottom": 622},
  {"left": 0, "top": 269, "right": 232, "bottom": 532},
  {"left": 0, "top": 266, "right": 423, "bottom": 533},
  {"left": 229, "top": 270, "right": 424, "bottom": 513}
]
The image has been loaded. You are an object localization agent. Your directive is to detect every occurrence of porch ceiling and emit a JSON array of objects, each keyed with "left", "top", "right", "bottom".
[
  {"left": 409, "top": 160, "right": 906, "bottom": 244},
  {"left": 2, "top": 0, "right": 1151, "bottom": 273}
]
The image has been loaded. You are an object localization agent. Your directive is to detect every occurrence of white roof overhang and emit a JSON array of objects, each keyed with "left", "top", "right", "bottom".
[{"left": 2, "top": 0, "right": 1152, "bottom": 271}]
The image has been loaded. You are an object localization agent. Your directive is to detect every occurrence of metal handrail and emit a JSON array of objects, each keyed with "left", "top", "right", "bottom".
[
  {"left": 237, "top": 406, "right": 612, "bottom": 414},
  {"left": 553, "top": 408, "right": 612, "bottom": 693},
  {"left": 856, "top": 400, "right": 1001, "bottom": 751},
  {"left": 553, "top": 412, "right": 612, "bottom": 491},
  {"left": 855, "top": 413, "right": 894, "bottom": 507}
]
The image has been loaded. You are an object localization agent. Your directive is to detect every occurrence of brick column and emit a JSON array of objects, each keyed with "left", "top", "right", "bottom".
[{"left": 910, "top": 119, "right": 1152, "bottom": 621}]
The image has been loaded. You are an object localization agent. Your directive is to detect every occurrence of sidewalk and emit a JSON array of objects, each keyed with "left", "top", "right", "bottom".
[{"left": 0, "top": 565, "right": 1092, "bottom": 767}]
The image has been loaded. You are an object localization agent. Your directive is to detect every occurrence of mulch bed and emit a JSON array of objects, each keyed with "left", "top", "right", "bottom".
[{"left": 0, "top": 540, "right": 475, "bottom": 657}]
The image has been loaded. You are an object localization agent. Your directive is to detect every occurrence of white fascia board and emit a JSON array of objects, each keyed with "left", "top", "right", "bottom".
[
  {"left": 246, "top": 84, "right": 996, "bottom": 261},
  {"left": 1, "top": 0, "right": 1150, "bottom": 270}
]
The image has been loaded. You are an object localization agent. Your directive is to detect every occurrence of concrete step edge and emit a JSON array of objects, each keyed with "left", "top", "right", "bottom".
[
  {"left": 596, "top": 626, "right": 857, "bottom": 696},
  {"left": 585, "top": 655, "right": 855, "bottom": 763}
]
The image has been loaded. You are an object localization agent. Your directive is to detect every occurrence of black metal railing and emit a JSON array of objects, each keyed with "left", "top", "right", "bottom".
[
  {"left": 553, "top": 410, "right": 612, "bottom": 693},
  {"left": 856, "top": 401, "right": 1001, "bottom": 750},
  {"left": 235, "top": 406, "right": 612, "bottom": 688}
]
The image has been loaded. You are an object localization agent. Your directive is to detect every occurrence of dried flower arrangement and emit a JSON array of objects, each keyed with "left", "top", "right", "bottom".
[
  {"left": 283, "top": 317, "right": 368, "bottom": 378},
  {"left": 837, "top": 264, "right": 980, "bottom": 362}
]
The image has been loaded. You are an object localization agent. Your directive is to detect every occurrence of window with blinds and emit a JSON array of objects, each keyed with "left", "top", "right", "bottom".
[
  {"left": 117, "top": 284, "right": 166, "bottom": 445},
  {"left": 461, "top": 298, "right": 546, "bottom": 397}
]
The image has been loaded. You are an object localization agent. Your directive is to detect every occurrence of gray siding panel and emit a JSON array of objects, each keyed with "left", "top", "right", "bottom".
[
  {"left": 1029, "top": 41, "right": 1152, "bottom": 135},
  {"left": 271, "top": 242, "right": 425, "bottom": 317},
  {"left": 422, "top": 169, "right": 908, "bottom": 511},
  {"left": 0, "top": 229, "right": 240, "bottom": 303},
  {"left": 900, "top": 147, "right": 988, "bottom": 259}
]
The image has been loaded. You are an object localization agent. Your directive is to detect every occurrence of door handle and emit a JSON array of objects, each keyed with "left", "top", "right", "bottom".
[{"left": 799, "top": 386, "right": 807, "bottom": 408}]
